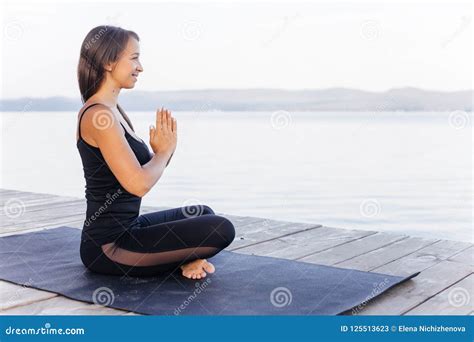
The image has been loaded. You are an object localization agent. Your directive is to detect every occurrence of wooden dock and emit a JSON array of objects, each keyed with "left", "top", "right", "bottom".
[{"left": 0, "top": 188, "right": 472, "bottom": 315}]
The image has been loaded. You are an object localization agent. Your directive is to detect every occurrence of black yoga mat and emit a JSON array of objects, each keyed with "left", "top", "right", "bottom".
[{"left": 0, "top": 226, "right": 419, "bottom": 315}]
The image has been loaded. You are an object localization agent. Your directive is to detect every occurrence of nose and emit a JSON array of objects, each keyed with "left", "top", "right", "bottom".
[{"left": 137, "top": 62, "right": 143, "bottom": 73}]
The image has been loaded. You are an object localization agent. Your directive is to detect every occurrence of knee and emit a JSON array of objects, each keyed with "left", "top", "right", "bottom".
[
  {"left": 214, "top": 216, "right": 235, "bottom": 247},
  {"left": 202, "top": 204, "right": 215, "bottom": 215}
]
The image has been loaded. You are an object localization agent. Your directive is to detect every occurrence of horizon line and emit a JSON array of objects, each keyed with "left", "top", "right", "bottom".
[{"left": 1, "top": 86, "right": 473, "bottom": 101}]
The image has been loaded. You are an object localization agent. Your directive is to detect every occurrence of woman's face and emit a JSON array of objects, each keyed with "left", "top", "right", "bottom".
[{"left": 108, "top": 37, "right": 143, "bottom": 89}]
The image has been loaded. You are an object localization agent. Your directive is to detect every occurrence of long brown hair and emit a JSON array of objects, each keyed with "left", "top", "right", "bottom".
[{"left": 77, "top": 25, "right": 139, "bottom": 130}]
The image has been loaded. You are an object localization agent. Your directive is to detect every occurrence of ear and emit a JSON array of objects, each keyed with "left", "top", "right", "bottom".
[{"left": 104, "top": 61, "right": 116, "bottom": 72}]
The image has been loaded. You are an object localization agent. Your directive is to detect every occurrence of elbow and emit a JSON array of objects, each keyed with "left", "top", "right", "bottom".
[
  {"left": 135, "top": 187, "right": 150, "bottom": 198},
  {"left": 123, "top": 174, "right": 151, "bottom": 198},
  {"left": 124, "top": 167, "right": 160, "bottom": 198},
  {"left": 130, "top": 182, "right": 150, "bottom": 198}
]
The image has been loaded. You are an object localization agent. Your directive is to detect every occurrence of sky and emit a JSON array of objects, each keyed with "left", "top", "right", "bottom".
[{"left": 0, "top": 0, "right": 472, "bottom": 99}]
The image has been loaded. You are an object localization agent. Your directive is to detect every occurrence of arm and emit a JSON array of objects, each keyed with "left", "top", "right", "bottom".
[
  {"left": 150, "top": 148, "right": 174, "bottom": 167},
  {"left": 139, "top": 150, "right": 173, "bottom": 195},
  {"left": 83, "top": 105, "right": 172, "bottom": 197}
]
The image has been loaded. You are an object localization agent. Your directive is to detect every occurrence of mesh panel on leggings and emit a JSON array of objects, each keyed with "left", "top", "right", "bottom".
[{"left": 101, "top": 244, "right": 220, "bottom": 267}]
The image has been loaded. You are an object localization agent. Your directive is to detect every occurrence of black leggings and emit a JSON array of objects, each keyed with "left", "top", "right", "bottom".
[{"left": 80, "top": 205, "right": 235, "bottom": 277}]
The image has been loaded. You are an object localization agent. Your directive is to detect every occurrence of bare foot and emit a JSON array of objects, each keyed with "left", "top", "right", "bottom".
[{"left": 180, "top": 259, "right": 215, "bottom": 279}]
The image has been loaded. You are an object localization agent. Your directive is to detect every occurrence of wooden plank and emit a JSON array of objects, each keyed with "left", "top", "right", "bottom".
[
  {"left": 0, "top": 280, "right": 57, "bottom": 310},
  {"left": 0, "top": 189, "right": 18, "bottom": 194},
  {"left": 0, "top": 214, "right": 86, "bottom": 233},
  {"left": 0, "top": 225, "right": 81, "bottom": 238},
  {"left": 373, "top": 239, "right": 473, "bottom": 277},
  {"left": 0, "top": 203, "right": 88, "bottom": 228},
  {"left": 0, "top": 198, "right": 84, "bottom": 216},
  {"left": 0, "top": 296, "right": 129, "bottom": 315},
  {"left": 336, "top": 236, "right": 439, "bottom": 272},
  {"left": 236, "top": 218, "right": 319, "bottom": 235},
  {"left": 233, "top": 226, "right": 376, "bottom": 260},
  {"left": 349, "top": 261, "right": 472, "bottom": 315},
  {"left": 405, "top": 274, "right": 473, "bottom": 315},
  {"left": 299, "top": 232, "right": 407, "bottom": 266},
  {"left": 229, "top": 222, "right": 321, "bottom": 250},
  {"left": 448, "top": 246, "right": 473, "bottom": 266},
  {"left": 0, "top": 191, "right": 69, "bottom": 206}
]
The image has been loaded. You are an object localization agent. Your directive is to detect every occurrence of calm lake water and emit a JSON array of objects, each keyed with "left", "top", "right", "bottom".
[{"left": 1, "top": 110, "right": 472, "bottom": 242}]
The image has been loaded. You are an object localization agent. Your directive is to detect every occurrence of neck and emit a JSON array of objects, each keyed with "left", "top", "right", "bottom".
[{"left": 92, "top": 78, "right": 121, "bottom": 108}]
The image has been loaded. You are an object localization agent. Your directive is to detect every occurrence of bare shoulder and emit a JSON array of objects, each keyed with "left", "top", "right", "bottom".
[
  {"left": 78, "top": 104, "right": 122, "bottom": 147},
  {"left": 79, "top": 103, "right": 118, "bottom": 132}
]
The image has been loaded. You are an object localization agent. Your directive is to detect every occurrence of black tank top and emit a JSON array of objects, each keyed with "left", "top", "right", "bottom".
[{"left": 76, "top": 103, "right": 152, "bottom": 245}]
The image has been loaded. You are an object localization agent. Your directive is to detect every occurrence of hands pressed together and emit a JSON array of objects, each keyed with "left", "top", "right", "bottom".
[{"left": 149, "top": 107, "right": 177, "bottom": 164}]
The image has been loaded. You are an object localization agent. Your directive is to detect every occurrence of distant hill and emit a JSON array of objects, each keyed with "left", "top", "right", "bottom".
[{"left": 0, "top": 88, "right": 472, "bottom": 111}]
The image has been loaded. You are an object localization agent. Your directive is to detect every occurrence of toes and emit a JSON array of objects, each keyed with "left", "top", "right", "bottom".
[
  {"left": 203, "top": 261, "right": 215, "bottom": 274},
  {"left": 201, "top": 272, "right": 207, "bottom": 278}
]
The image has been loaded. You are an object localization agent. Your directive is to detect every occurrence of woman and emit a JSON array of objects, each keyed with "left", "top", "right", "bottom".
[{"left": 76, "top": 25, "right": 235, "bottom": 279}]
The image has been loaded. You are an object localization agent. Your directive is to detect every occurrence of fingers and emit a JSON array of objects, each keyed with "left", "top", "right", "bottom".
[
  {"left": 156, "top": 107, "right": 162, "bottom": 129},
  {"left": 156, "top": 107, "right": 177, "bottom": 133},
  {"left": 160, "top": 107, "right": 165, "bottom": 129},
  {"left": 172, "top": 117, "right": 177, "bottom": 133},
  {"left": 149, "top": 124, "right": 155, "bottom": 140},
  {"left": 165, "top": 110, "right": 171, "bottom": 130}
]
